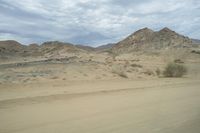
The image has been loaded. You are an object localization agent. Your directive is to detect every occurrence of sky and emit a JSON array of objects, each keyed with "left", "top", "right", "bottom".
[{"left": 0, "top": 0, "right": 200, "bottom": 46}]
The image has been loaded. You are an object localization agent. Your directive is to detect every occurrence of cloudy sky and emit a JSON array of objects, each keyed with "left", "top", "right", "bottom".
[{"left": 0, "top": 0, "right": 200, "bottom": 46}]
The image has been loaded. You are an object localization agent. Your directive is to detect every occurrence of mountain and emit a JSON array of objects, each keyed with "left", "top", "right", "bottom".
[
  {"left": 76, "top": 45, "right": 95, "bottom": 51},
  {"left": 39, "top": 41, "right": 88, "bottom": 57},
  {"left": 112, "top": 27, "right": 194, "bottom": 53},
  {"left": 192, "top": 39, "right": 200, "bottom": 44},
  {"left": 76, "top": 43, "right": 115, "bottom": 52},
  {"left": 28, "top": 43, "right": 40, "bottom": 49},
  {"left": 76, "top": 43, "right": 116, "bottom": 52},
  {"left": 0, "top": 27, "right": 198, "bottom": 58},
  {"left": 0, "top": 40, "right": 87, "bottom": 58},
  {"left": 41, "top": 41, "right": 83, "bottom": 52},
  {"left": 0, "top": 40, "right": 27, "bottom": 57},
  {"left": 95, "top": 43, "right": 115, "bottom": 52},
  {"left": 0, "top": 40, "right": 24, "bottom": 50}
]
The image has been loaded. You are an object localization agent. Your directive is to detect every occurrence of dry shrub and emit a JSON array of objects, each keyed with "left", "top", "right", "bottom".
[
  {"left": 191, "top": 50, "right": 200, "bottom": 55},
  {"left": 163, "top": 63, "right": 187, "bottom": 77},
  {"left": 131, "top": 64, "right": 143, "bottom": 68},
  {"left": 143, "top": 69, "right": 154, "bottom": 76}
]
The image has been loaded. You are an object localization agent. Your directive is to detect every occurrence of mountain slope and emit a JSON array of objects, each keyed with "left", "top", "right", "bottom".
[
  {"left": 95, "top": 43, "right": 115, "bottom": 52},
  {"left": 76, "top": 45, "right": 95, "bottom": 51},
  {"left": 112, "top": 27, "right": 194, "bottom": 53},
  {"left": 0, "top": 27, "right": 199, "bottom": 58}
]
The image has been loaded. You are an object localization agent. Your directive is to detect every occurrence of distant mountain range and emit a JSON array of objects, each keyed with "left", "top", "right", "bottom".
[
  {"left": 0, "top": 27, "right": 199, "bottom": 58},
  {"left": 192, "top": 39, "right": 200, "bottom": 44}
]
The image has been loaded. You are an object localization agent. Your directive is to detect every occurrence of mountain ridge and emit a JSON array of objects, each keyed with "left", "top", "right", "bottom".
[{"left": 0, "top": 27, "right": 199, "bottom": 57}]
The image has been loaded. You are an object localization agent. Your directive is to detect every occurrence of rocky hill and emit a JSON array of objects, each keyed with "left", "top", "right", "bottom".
[
  {"left": 0, "top": 40, "right": 86, "bottom": 58},
  {"left": 0, "top": 27, "right": 199, "bottom": 59},
  {"left": 112, "top": 27, "right": 195, "bottom": 53},
  {"left": 40, "top": 41, "right": 85, "bottom": 57},
  {"left": 75, "top": 45, "right": 95, "bottom": 52},
  {"left": 0, "top": 40, "right": 26, "bottom": 57}
]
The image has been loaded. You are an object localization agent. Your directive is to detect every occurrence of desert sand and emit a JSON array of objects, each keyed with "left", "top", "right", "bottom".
[
  {"left": 0, "top": 77, "right": 200, "bottom": 133},
  {"left": 0, "top": 51, "right": 200, "bottom": 133}
]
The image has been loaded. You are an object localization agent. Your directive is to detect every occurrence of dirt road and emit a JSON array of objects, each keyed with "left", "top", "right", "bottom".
[{"left": 0, "top": 79, "right": 200, "bottom": 133}]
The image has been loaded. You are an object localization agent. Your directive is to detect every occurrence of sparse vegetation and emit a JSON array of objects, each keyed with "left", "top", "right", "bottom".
[
  {"left": 143, "top": 69, "right": 154, "bottom": 76},
  {"left": 191, "top": 50, "right": 200, "bottom": 55},
  {"left": 163, "top": 63, "right": 187, "bottom": 77},
  {"left": 131, "top": 64, "right": 143, "bottom": 68}
]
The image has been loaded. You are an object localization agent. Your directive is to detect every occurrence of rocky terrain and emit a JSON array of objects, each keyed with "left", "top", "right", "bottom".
[{"left": 0, "top": 27, "right": 200, "bottom": 84}]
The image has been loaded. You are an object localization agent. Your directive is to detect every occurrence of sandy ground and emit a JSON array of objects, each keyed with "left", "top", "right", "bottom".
[
  {"left": 0, "top": 51, "right": 200, "bottom": 133},
  {"left": 0, "top": 78, "right": 200, "bottom": 133}
]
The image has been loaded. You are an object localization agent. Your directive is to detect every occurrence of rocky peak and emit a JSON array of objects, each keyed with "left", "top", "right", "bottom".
[
  {"left": 133, "top": 27, "right": 154, "bottom": 35},
  {"left": 112, "top": 27, "right": 194, "bottom": 53},
  {"left": 159, "top": 27, "right": 176, "bottom": 34}
]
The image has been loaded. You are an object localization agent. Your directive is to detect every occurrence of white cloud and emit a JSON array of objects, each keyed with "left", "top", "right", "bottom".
[
  {"left": 134, "top": 0, "right": 185, "bottom": 14},
  {"left": 0, "top": 0, "right": 200, "bottom": 45}
]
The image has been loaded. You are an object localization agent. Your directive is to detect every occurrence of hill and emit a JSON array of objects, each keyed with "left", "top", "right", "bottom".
[
  {"left": 112, "top": 27, "right": 194, "bottom": 53},
  {"left": 0, "top": 40, "right": 87, "bottom": 58}
]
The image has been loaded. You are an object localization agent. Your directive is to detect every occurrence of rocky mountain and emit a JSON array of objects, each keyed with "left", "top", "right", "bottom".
[
  {"left": 112, "top": 27, "right": 194, "bottom": 53},
  {"left": 76, "top": 43, "right": 116, "bottom": 52},
  {"left": 0, "top": 40, "right": 86, "bottom": 58},
  {"left": 0, "top": 27, "right": 199, "bottom": 58},
  {"left": 0, "top": 40, "right": 27, "bottom": 57}
]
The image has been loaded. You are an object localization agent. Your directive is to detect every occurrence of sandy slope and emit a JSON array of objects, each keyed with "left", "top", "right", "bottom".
[{"left": 0, "top": 78, "right": 200, "bottom": 133}]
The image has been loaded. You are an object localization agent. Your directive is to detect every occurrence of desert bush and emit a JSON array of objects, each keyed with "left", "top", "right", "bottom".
[
  {"left": 131, "top": 64, "right": 143, "bottom": 68},
  {"left": 163, "top": 63, "right": 187, "bottom": 77},
  {"left": 143, "top": 69, "right": 155, "bottom": 76},
  {"left": 191, "top": 50, "right": 200, "bottom": 55}
]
